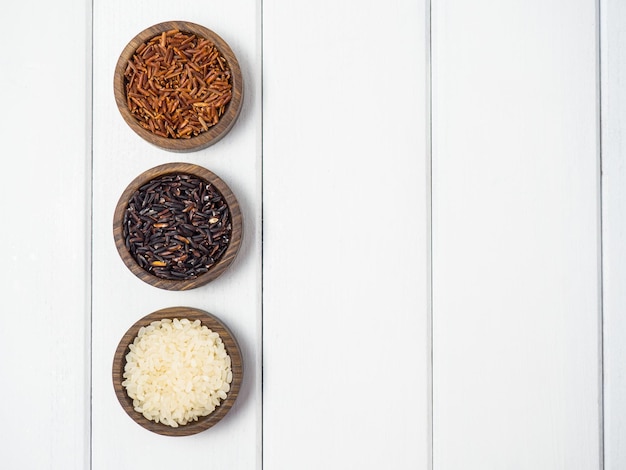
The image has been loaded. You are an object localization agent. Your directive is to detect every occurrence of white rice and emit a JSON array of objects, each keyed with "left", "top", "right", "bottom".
[{"left": 122, "top": 318, "right": 233, "bottom": 428}]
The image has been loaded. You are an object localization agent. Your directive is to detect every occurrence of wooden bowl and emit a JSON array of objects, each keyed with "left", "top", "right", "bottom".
[
  {"left": 113, "top": 162, "right": 243, "bottom": 290},
  {"left": 113, "top": 21, "right": 243, "bottom": 152},
  {"left": 112, "top": 306, "right": 243, "bottom": 436}
]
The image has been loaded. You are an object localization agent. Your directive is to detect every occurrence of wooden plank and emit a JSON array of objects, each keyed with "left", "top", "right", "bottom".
[
  {"left": 0, "top": 1, "right": 91, "bottom": 468},
  {"left": 262, "top": 1, "right": 431, "bottom": 468},
  {"left": 431, "top": 1, "right": 601, "bottom": 468},
  {"left": 91, "top": 4, "right": 262, "bottom": 468},
  {"left": 601, "top": 0, "right": 626, "bottom": 467}
]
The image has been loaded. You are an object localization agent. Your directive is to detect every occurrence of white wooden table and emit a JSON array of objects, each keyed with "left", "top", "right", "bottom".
[{"left": 1, "top": 0, "right": 622, "bottom": 468}]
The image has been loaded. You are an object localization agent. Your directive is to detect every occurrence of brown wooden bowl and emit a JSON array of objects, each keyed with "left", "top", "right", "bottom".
[
  {"left": 113, "top": 21, "right": 243, "bottom": 152},
  {"left": 112, "top": 306, "right": 243, "bottom": 436},
  {"left": 113, "top": 162, "right": 243, "bottom": 290}
]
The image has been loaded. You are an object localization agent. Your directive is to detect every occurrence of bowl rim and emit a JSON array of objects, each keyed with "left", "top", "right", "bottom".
[
  {"left": 112, "top": 162, "right": 243, "bottom": 290},
  {"left": 113, "top": 20, "right": 244, "bottom": 153},
  {"left": 112, "top": 306, "right": 244, "bottom": 436}
]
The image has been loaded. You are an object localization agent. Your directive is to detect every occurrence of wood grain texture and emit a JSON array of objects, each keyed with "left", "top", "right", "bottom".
[
  {"left": 600, "top": 0, "right": 626, "bottom": 467},
  {"left": 112, "top": 306, "right": 243, "bottom": 436},
  {"left": 112, "top": 162, "right": 243, "bottom": 290},
  {"left": 432, "top": 0, "right": 601, "bottom": 468},
  {"left": 113, "top": 20, "right": 243, "bottom": 153}
]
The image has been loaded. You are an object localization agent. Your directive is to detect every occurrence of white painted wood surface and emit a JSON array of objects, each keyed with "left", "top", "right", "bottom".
[
  {"left": 601, "top": 0, "right": 626, "bottom": 468},
  {"left": 432, "top": 1, "right": 602, "bottom": 469},
  {"left": 0, "top": 1, "right": 91, "bottom": 469},
  {"left": 91, "top": 2, "right": 262, "bottom": 469},
  {"left": 1, "top": 0, "right": 612, "bottom": 468},
  {"left": 262, "top": 0, "right": 431, "bottom": 468}
]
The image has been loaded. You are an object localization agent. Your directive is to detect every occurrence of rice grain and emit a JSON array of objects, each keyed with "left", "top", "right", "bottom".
[{"left": 122, "top": 318, "right": 232, "bottom": 427}]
